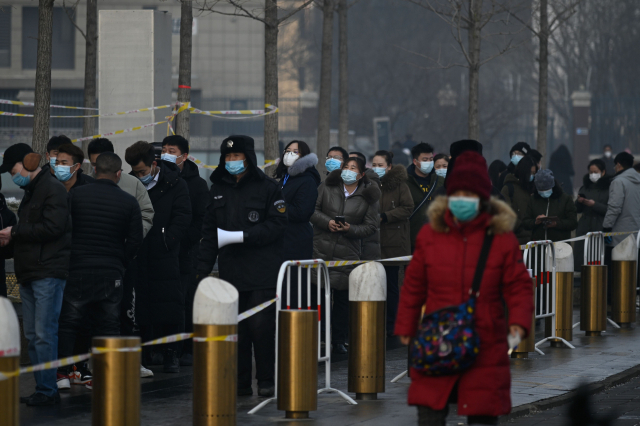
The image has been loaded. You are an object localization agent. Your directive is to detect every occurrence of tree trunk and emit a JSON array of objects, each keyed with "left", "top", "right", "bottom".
[
  {"left": 32, "top": 0, "right": 55, "bottom": 158},
  {"left": 467, "top": 0, "right": 482, "bottom": 140},
  {"left": 175, "top": 0, "right": 193, "bottom": 140},
  {"left": 337, "top": 0, "right": 348, "bottom": 150},
  {"left": 82, "top": 0, "right": 97, "bottom": 171},
  {"left": 536, "top": 0, "right": 549, "bottom": 165},
  {"left": 263, "top": 0, "right": 279, "bottom": 171},
  {"left": 316, "top": 0, "right": 335, "bottom": 171}
]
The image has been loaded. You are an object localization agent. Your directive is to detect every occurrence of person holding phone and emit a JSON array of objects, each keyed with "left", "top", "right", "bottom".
[
  {"left": 311, "top": 156, "right": 380, "bottom": 354},
  {"left": 522, "top": 169, "right": 577, "bottom": 242}
]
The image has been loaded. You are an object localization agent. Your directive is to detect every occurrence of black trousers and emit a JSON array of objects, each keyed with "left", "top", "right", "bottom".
[
  {"left": 181, "top": 272, "right": 198, "bottom": 356},
  {"left": 238, "top": 290, "right": 276, "bottom": 389},
  {"left": 119, "top": 266, "right": 138, "bottom": 336},
  {"left": 58, "top": 269, "right": 123, "bottom": 360},
  {"left": 331, "top": 289, "right": 349, "bottom": 344},
  {"left": 385, "top": 265, "right": 400, "bottom": 334}
]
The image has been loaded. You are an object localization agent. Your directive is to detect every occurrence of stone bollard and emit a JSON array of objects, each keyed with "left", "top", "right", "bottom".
[
  {"left": 192, "top": 277, "right": 239, "bottom": 426},
  {"left": 0, "top": 297, "right": 20, "bottom": 426},
  {"left": 348, "top": 262, "right": 386, "bottom": 400},
  {"left": 611, "top": 236, "right": 637, "bottom": 327},
  {"left": 548, "top": 242, "right": 574, "bottom": 345},
  {"left": 92, "top": 336, "right": 140, "bottom": 426}
]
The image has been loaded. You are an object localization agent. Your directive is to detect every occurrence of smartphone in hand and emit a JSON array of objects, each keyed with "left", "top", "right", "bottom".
[{"left": 335, "top": 215, "right": 346, "bottom": 225}]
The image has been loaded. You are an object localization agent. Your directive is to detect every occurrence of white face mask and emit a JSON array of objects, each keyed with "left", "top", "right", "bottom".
[
  {"left": 604, "top": 151, "right": 612, "bottom": 158},
  {"left": 589, "top": 173, "right": 601, "bottom": 183},
  {"left": 283, "top": 152, "right": 299, "bottom": 167}
]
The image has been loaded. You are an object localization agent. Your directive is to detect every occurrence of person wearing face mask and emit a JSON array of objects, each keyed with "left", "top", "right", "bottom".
[
  {"left": 371, "top": 150, "right": 413, "bottom": 334},
  {"left": 395, "top": 150, "right": 533, "bottom": 426},
  {"left": 311, "top": 157, "right": 380, "bottom": 354},
  {"left": 433, "top": 154, "right": 449, "bottom": 178},
  {"left": 273, "top": 140, "right": 320, "bottom": 310},
  {"left": 160, "top": 135, "right": 210, "bottom": 366},
  {"left": 406, "top": 142, "right": 444, "bottom": 252},
  {"left": 501, "top": 155, "right": 537, "bottom": 245},
  {"left": 56, "top": 153, "right": 143, "bottom": 390},
  {"left": 54, "top": 143, "right": 95, "bottom": 192},
  {"left": 496, "top": 141, "right": 531, "bottom": 191},
  {"left": 601, "top": 144, "right": 616, "bottom": 176},
  {"left": 43, "top": 135, "right": 72, "bottom": 177},
  {"left": 125, "top": 141, "right": 192, "bottom": 374},
  {"left": 0, "top": 143, "right": 71, "bottom": 406},
  {"left": 522, "top": 169, "right": 577, "bottom": 242},
  {"left": 324, "top": 146, "right": 349, "bottom": 176},
  {"left": 197, "top": 135, "right": 288, "bottom": 397},
  {"left": 573, "top": 159, "right": 611, "bottom": 271}
]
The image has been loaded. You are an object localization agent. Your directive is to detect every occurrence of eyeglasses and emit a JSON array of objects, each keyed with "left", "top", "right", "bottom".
[
  {"left": 326, "top": 155, "right": 343, "bottom": 161},
  {"left": 285, "top": 150, "right": 300, "bottom": 155}
]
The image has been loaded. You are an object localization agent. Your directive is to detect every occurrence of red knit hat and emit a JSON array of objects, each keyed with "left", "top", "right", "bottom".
[{"left": 446, "top": 150, "right": 492, "bottom": 200}]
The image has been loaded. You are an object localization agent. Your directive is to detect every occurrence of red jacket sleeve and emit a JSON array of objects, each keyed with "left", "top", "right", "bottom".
[
  {"left": 500, "top": 233, "right": 535, "bottom": 338},
  {"left": 394, "top": 227, "right": 429, "bottom": 337}
]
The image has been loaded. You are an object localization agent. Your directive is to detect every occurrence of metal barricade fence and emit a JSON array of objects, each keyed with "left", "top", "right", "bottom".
[
  {"left": 584, "top": 232, "right": 605, "bottom": 266},
  {"left": 249, "top": 260, "right": 356, "bottom": 414},
  {"left": 523, "top": 241, "right": 574, "bottom": 354}
]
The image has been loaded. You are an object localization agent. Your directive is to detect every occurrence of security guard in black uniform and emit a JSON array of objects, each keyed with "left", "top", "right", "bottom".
[{"left": 197, "top": 135, "right": 288, "bottom": 397}]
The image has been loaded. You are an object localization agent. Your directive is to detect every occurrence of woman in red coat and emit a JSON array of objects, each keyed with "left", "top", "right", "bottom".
[{"left": 395, "top": 150, "right": 534, "bottom": 426}]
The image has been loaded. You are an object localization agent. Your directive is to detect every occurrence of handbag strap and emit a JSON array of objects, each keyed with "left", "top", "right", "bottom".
[{"left": 469, "top": 230, "right": 495, "bottom": 298}]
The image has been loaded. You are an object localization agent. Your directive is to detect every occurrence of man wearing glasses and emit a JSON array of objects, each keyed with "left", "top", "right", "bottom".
[{"left": 324, "top": 146, "right": 349, "bottom": 176}]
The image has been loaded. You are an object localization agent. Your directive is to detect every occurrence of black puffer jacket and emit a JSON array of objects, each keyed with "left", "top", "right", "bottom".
[
  {"left": 131, "top": 161, "right": 192, "bottom": 326},
  {"left": 68, "top": 179, "right": 143, "bottom": 275},
  {"left": 11, "top": 169, "right": 72, "bottom": 284},
  {"left": 197, "top": 136, "right": 288, "bottom": 292},
  {"left": 0, "top": 193, "right": 17, "bottom": 297},
  {"left": 522, "top": 182, "right": 578, "bottom": 242},
  {"left": 179, "top": 159, "right": 210, "bottom": 275},
  {"left": 279, "top": 153, "right": 321, "bottom": 261}
]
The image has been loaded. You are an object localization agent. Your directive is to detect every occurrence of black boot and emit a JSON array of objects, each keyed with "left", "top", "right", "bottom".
[{"left": 163, "top": 348, "right": 180, "bottom": 373}]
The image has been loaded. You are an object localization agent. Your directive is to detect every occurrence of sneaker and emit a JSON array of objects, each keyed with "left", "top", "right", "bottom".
[
  {"left": 72, "top": 363, "right": 92, "bottom": 385},
  {"left": 20, "top": 392, "right": 36, "bottom": 403},
  {"left": 68, "top": 365, "right": 81, "bottom": 383},
  {"left": 163, "top": 349, "right": 180, "bottom": 373},
  {"left": 56, "top": 372, "right": 70, "bottom": 390},
  {"left": 26, "top": 392, "right": 61, "bottom": 406},
  {"left": 258, "top": 386, "right": 275, "bottom": 397},
  {"left": 140, "top": 365, "right": 154, "bottom": 378}
]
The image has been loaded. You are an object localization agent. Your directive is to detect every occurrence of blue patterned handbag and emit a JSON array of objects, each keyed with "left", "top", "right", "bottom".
[{"left": 410, "top": 231, "right": 494, "bottom": 376}]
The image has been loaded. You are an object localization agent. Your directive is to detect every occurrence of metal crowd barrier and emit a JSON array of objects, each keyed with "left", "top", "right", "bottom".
[
  {"left": 584, "top": 231, "right": 605, "bottom": 266},
  {"left": 248, "top": 260, "right": 356, "bottom": 415},
  {"left": 523, "top": 241, "right": 574, "bottom": 354}
]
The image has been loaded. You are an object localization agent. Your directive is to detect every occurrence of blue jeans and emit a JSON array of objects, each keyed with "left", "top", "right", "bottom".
[{"left": 20, "top": 277, "right": 66, "bottom": 397}]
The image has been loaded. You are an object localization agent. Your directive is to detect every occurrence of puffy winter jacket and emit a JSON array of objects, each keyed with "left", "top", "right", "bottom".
[
  {"left": 575, "top": 173, "right": 611, "bottom": 268},
  {"left": 361, "top": 168, "right": 382, "bottom": 260},
  {"left": 395, "top": 196, "right": 533, "bottom": 416},
  {"left": 179, "top": 159, "right": 210, "bottom": 275},
  {"left": 603, "top": 168, "right": 640, "bottom": 246},
  {"left": 522, "top": 183, "right": 577, "bottom": 242},
  {"left": 311, "top": 170, "right": 380, "bottom": 290},
  {"left": 406, "top": 164, "right": 444, "bottom": 251},
  {"left": 500, "top": 173, "right": 533, "bottom": 245},
  {"left": 117, "top": 172, "right": 155, "bottom": 238},
  {"left": 379, "top": 165, "right": 413, "bottom": 258}
]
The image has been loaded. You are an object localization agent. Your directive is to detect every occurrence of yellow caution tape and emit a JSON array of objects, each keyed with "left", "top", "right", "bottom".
[
  {"left": 0, "top": 99, "right": 99, "bottom": 110},
  {"left": 92, "top": 346, "right": 141, "bottom": 354},
  {"left": 141, "top": 332, "right": 194, "bottom": 347},
  {"left": 188, "top": 103, "right": 278, "bottom": 120},
  {"left": 189, "top": 156, "right": 277, "bottom": 171},
  {"left": 193, "top": 334, "right": 238, "bottom": 343},
  {"left": 517, "top": 231, "right": 637, "bottom": 250},
  {"left": 70, "top": 120, "right": 168, "bottom": 143},
  {"left": 237, "top": 297, "right": 278, "bottom": 321},
  {"left": 0, "top": 104, "right": 174, "bottom": 118}
]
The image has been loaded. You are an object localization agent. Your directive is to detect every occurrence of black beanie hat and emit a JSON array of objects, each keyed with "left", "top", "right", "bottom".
[{"left": 509, "top": 142, "right": 531, "bottom": 157}]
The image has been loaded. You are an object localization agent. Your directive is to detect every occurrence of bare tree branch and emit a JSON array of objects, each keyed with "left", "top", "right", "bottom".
[
  {"left": 62, "top": 0, "right": 87, "bottom": 40},
  {"left": 277, "top": 0, "right": 314, "bottom": 24}
]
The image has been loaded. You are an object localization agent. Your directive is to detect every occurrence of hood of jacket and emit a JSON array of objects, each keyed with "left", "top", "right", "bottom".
[
  {"left": 381, "top": 164, "right": 408, "bottom": 192},
  {"left": 613, "top": 167, "right": 640, "bottom": 185},
  {"left": 427, "top": 195, "right": 516, "bottom": 235},
  {"left": 288, "top": 153, "right": 319, "bottom": 178},
  {"left": 325, "top": 169, "right": 380, "bottom": 205},
  {"left": 532, "top": 180, "right": 564, "bottom": 199},
  {"left": 582, "top": 173, "right": 612, "bottom": 191},
  {"left": 156, "top": 160, "right": 183, "bottom": 187}
]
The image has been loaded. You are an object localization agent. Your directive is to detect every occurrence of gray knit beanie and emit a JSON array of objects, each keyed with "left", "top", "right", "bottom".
[{"left": 534, "top": 169, "right": 555, "bottom": 191}]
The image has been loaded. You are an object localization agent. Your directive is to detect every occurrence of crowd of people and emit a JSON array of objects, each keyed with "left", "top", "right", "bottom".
[{"left": 3, "top": 132, "right": 638, "bottom": 425}]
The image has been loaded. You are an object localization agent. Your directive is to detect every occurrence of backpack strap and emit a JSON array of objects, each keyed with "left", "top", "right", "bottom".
[
  {"left": 470, "top": 230, "right": 495, "bottom": 297},
  {"left": 409, "top": 177, "right": 438, "bottom": 220}
]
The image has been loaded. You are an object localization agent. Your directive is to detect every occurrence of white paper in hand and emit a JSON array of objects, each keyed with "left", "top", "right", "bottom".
[
  {"left": 217, "top": 229, "right": 244, "bottom": 248},
  {"left": 507, "top": 333, "right": 521, "bottom": 355}
]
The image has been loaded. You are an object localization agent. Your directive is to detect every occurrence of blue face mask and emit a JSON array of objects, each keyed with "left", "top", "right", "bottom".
[
  {"left": 325, "top": 158, "right": 342, "bottom": 172},
  {"left": 529, "top": 175, "right": 535, "bottom": 182},
  {"left": 435, "top": 168, "right": 447, "bottom": 178},
  {"left": 419, "top": 161, "right": 434, "bottom": 175},
  {"left": 538, "top": 189, "right": 553, "bottom": 198},
  {"left": 138, "top": 167, "right": 155, "bottom": 185},
  {"left": 225, "top": 160, "right": 246, "bottom": 175},
  {"left": 54, "top": 164, "right": 78, "bottom": 182},
  {"left": 341, "top": 169, "right": 359, "bottom": 185},
  {"left": 448, "top": 196, "right": 480, "bottom": 222},
  {"left": 511, "top": 154, "right": 523, "bottom": 165},
  {"left": 161, "top": 153, "right": 177, "bottom": 163},
  {"left": 49, "top": 157, "right": 57, "bottom": 167},
  {"left": 12, "top": 166, "right": 31, "bottom": 187},
  {"left": 372, "top": 167, "right": 386, "bottom": 178}
]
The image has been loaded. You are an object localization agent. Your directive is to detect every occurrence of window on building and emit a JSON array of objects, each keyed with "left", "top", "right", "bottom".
[
  {"left": 172, "top": 18, "right": 180, "bottom": 34},
  {"left": 22, "top": 7, "right": 75, "bottom": 70},
  {"left": 0, "top": 9, "right": 10, "bottom": 67},
  {"left": 230, "top": 100, "right": 248, "bottom": 111}
]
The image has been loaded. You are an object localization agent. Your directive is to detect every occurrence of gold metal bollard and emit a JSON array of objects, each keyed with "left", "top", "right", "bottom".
[
  {"left": 277, "top": 310, "right": 318, "bottom": 419},
  {"left": 92, "top": 336, "right": 140, "bottom": 426},
  {"left": 348, "top": 301, "right": 386, "bottom": 397},
  {"left": 511, "top": 277, "right": 536, "bottom": 358},
  {"left": 612, "top": 261, "right": 637, "bottom": 327},
  {"left": 347, "top": 262, "right": 386, "bottom": 399},
  {"left": 192, "top": 277, "right": 239, "bottom": 426},
  {"left": 580, "top": 266, "right": 608, "bottom": 336},
  {"left": 553, "top": 272, "right": 574, "bottom": 344},
  {"left": 0, "top": 297, "right": 20, "bottom": 426}
]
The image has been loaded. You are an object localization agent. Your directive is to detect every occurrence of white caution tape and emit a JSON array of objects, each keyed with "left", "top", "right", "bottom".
[
  {"left": 92, "top": 346, "right": 141, "bottom": 354},
  {"left": 71, "top": 120, "right": 167, "bottom": 143},
  {"left": 142, "top": 333, "right": 194, "bottom": 347},
  {"left": 0, "top": 99, "right": 99, "bottom": 110},
  {"left": 188, "top": 103, "right": 278, "bottom": 120},
  {"left": 193, "top": 334, "right": 238, "bottom": 343},
  {"left": 0, "top": 347, "right": 20, "bottom": 357},
  {"left": 189, "top": 156, "right": 277, "bottom": 171},
  {"left": 237, "top": 297, "right": 278, "bottom": 322},
  {"left": 0, "top": 104, "right": 174, "bottom": 119}
]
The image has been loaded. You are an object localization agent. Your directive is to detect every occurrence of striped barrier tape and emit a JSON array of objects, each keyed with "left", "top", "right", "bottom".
[
  {"left": 193, "top": 334, "right": 238, "bottom": 343},
  {"left": 141, "top": 332, "right": 194, "bottom": 347},
  {"left": 189, "top": 156, "right": 277, "bottom": 171},
  {"left": 0, "top": 99, "right": 98, "bottom": 110},
  {"left": 188, "top": 103, "right": 278, "bottom": 120},
  {"left": 0, "top": 104, "right": 174, "bottom": 119},
  {"left": 0, "top": 347, "right": 20, "bottom": 357},
  {"left": 70, "top": 120, "right": 168, "bottom": 143},
  {"left": 238, "top": 297, "right": 277, "bottom": 322},
  {"left": 92, "top": 346, "right": 141, "bottom": 354}
]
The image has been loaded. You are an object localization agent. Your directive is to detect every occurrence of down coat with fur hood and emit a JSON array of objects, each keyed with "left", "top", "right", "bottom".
[
  {"left": 311, "top": 170, "right": 380, "bottom": 290},
  {"left": 395, "top": 196, "right": 534, "bottom": 416}
]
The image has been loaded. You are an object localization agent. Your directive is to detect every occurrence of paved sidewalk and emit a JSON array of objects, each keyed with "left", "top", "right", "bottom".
[{"left": 18, "top": 312, "right": 640, "bottom": 425}]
